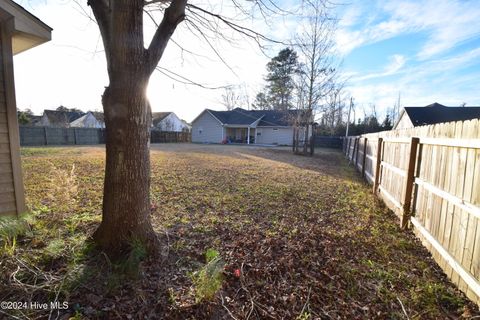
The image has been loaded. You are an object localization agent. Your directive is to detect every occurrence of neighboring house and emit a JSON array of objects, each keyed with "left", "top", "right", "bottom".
[
  {"left": 394, "top": 102, "right": 480, "bottom": 129},
  {"left": 70, "top": 111, "right": 105, "bottom": 128},
  {"left": 152, "top": 112, "right": 190, "bottom": 132},
  {"left": 0, "top": 0, "right": 51, "bottom": 216},
  {"left": 191, "top": 108, "right": 307, "bottom": 145},
  {"left": 29, "top": 115, "right": 41, "bottom": 126},
  {"left": 37, "top": 109, "right": 84, "bottom": 127},
  {"left": 181, "top": 119, "right": 192, "bottom": 132}
]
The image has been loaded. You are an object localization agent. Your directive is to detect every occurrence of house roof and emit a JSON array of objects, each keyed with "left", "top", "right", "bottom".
[
  {"left": 91, "top": 111, "right": 104, "bottom": 122},
  {"left": 204, "top": 108, "right": 301, "bottom": 127},
  {"left": 402, "top": 103, "right": 480, "bottom": 127},
  {"left": 30, "top": 115, "right": 41, "bottom": 125},
  {"left": 43, "top": 110, "right": 84, "bottom": 126},
  {"left": 70, "top": 111, "right": 104, "bottom": 127},
  {"left": 181, "top": 119, "right": 191, "bottom": 127},
  {"left": 0, "top": 0, "right": 52, "bottom": 54},
  {"left": 152, "top": 112, "right": 172, "bottom": 126}
]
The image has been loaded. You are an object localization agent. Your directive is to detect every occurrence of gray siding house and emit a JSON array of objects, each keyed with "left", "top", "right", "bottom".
[{"left": 192, "top": 108, "right": 303, "bottom": 145}]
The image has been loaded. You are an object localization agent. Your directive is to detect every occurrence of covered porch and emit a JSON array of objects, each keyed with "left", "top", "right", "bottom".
[{"left": 225, "top": 126, "right": 257, "bottom": 144}]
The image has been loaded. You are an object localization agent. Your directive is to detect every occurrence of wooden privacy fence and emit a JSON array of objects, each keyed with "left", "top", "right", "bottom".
[
  {"left": 343, "top": 118, "right": 480, "bottom": 305},
  {"left": 150, "top": 130, "right": 191, "bottom": 143},
  {"left": 20, "top": 126, "right": 106, "bottom": 146},
  {"left": 19, "top": 127, "right": 191, "bottom": 146}
]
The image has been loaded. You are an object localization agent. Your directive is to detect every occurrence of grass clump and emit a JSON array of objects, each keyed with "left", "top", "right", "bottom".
[
  {"left": 45, "top": 238, "right": 66, "bottom": 258},
  {"left": 0, "top": 214, "right": 32, "bottom": 255},
  {"left": 122, "top": 238, "right": 148, "bottom": 276},
  {"left": 191, "top": 248, "right": 224, "bottom": 302}
]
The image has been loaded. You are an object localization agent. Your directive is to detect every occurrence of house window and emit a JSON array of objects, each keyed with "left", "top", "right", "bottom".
[
  {"left": 273, "top": 128, "right": 278, "bottom": 131},
  {"left": 198, "top": 127, "right": 203, "bottom": 134},
  {"left": 257, "top": 132, "right": 261, "bottom": 136}
]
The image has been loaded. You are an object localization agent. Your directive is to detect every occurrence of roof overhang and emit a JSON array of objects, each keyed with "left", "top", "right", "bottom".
[
  {"left": 192, "top": 109, "right": 225, "bottom": 125},
  {"left": 0, "top": 0, "right": 52, "bottom": 55},
  {"left": 249, "top": 115, "right": 264, "bottom": 128},
  {"left": 224, "top": 124, "right": 251, "bottom": 128},
  {"left": 257, "top": 125, "right": 292, "bottom": 128}
]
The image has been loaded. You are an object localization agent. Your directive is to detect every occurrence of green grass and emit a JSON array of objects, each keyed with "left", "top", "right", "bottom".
[{"left": 21, "top": 147, "right": 64, "bottom": 157}]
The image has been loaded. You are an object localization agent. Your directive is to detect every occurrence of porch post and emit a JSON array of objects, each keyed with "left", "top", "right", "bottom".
[{"left": 247, "top": 127, "right": 250, "bottom": 144}]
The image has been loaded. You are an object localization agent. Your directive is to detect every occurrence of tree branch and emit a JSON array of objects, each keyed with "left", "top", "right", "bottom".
[
  {"left": 146, "top": 0, "right": 187, "bottom": 73},
  {"left": 87, "top": 0, "right": 112, "bottom": 69},
  {"left": 186, "top": 3, "right": 283, "bottom": 47},
  {"left": 155, "top": 66, "right": 229, "bottom": 89}
]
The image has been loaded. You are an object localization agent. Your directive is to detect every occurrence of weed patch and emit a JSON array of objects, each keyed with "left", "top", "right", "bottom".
[{"left": 190, "top": 248, "right": 224, "bottom": 302}]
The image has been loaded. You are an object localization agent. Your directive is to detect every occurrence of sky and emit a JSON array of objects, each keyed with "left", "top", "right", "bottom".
[{"left": 12, "top": 0, "right": 480, "bottom": 122}]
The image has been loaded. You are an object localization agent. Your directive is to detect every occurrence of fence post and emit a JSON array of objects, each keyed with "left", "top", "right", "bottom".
[
  {"left": 348, "top": 137, "right": 353, "bottom": 160},
  {"left": 354, "top": 137, "right": 360, "bottom": 168},
  {"left": 401, "top": 137, "right": 420, "bottom": 229},
  {"left": 373, "top": 138, "right": 383, "bottom": 194},
  {"left": 362, "top": 137, "right": 368, "bottom": 177},
  {"left": 345, "top": 137, "right": 350, "bottom": 158},
  {"left": 350, "top": 138, "right": 357, "bottom": 164},
  {"left": 44, "top": 127, "right": 49, "bottom": 145},
  {"left": 73, "top": 128, "right": 78, "bottom": 145}
]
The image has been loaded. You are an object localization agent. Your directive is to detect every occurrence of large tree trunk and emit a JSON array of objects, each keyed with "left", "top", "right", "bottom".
[
  {"left": 93, "top": 78, "right": 158, "bottom": 257},
  {"left": 87, "top": 0, "right": 186, "bottom": 258}
]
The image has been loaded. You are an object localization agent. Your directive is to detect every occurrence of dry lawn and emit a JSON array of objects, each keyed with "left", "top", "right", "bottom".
[{"left": 1, "top": 144, "right": 478, "bottom": 319}]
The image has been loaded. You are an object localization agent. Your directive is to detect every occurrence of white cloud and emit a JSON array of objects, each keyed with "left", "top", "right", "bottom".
[
  {"left": 335, "top": 29, "right": 365, "bottom": 56},
  {"left": 338, "top": 6, "right": 362, "bottom": 28},
  {"left": 336, "top": 0, "right": 480, "bottom": 58},
  {"left": 351, "top": 54, "right": 406, "bottom": 82},
  {"left": 382, "top": 0, "right": 480, "bottom": 59}
]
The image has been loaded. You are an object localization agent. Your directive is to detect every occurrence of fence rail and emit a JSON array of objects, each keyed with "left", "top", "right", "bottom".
[
  {"left": 19, "top": 126, "right": 191, "bottom": 146},
  {"left": 343, "top": 118, "right": 480, "bottom": 305}
]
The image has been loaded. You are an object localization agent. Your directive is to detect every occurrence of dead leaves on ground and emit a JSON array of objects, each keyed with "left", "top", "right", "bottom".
[{"left": 3, "top": 145, "right": 478, "bottom": 319}]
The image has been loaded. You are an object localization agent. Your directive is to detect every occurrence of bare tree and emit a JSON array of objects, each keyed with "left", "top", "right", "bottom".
[
  {"left": 323, "top": 85, "right": 344, "bottom": 135},
  {"left": 87, "top": 0, "right": 292, "bottom": 257},
  {"left": 221, "top": 84, "right": 250, "bottom": 110},
  {"left": 293, "top": 0, "right": 339, "bottom": 154},
  {"left": 222, "top": 86, "right": 240, "bottom": 110}
]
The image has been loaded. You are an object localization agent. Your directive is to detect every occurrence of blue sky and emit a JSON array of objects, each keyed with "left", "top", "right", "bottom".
[
  {"left": 336, "top": 0, "right": 480, "bottom": 118},
  {"left": 12, "top": 0, "right": 480, "bottom": 122}
]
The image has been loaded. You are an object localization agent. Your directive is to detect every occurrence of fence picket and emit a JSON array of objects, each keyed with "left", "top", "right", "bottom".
[{"left": 343, "top": 119, "right": 480, "bottom": 305}]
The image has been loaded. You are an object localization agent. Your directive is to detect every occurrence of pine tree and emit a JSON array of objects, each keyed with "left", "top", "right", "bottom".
[{"left": 253, "top": 48, "right": 300, "bottom": 110}]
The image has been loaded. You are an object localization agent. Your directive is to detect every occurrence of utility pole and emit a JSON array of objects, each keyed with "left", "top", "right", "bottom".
[
  {"left": 346, "top": 97, "right": 354, "bottom": 137},
  {"left": 394, "top": 92, "right": 401, "bottom": 123}
]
